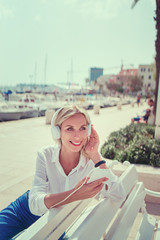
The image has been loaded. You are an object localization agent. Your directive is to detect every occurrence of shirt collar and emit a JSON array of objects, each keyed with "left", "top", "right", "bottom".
[{"left": 51, "top": 145, "right": 87, "bottom": 169}]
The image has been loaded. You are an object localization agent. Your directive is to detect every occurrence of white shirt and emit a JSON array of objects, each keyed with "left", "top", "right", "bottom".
[{"left": 29, "top": 145, "right": 125, "bottom": 216}]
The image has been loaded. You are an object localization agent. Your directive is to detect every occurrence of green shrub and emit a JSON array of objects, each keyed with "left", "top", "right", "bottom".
[{"left": 100, "top": 124, "right": 160, "bottom": 167}]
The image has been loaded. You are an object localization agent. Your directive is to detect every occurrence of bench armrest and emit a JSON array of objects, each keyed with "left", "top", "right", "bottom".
[{"left": 145, "top": 188, "right": 160, "bottom": 198}]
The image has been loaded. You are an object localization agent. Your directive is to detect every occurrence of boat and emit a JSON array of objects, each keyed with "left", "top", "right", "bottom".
[
  {"left": 0, "top": 110, "right": 22, "bottom": 121},
  {"left": 21, "top": 109, "right": 39, "bottom": 119}
]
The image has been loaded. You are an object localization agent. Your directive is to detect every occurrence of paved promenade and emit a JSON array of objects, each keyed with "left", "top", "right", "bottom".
[{"left": 0, "top": 102, "right": 159, "bottom": 221}]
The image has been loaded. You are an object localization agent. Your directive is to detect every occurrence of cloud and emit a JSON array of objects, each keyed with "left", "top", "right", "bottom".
[
  {"left": 0, "top": 3, "right": 14, "bottom": 18},
  {"left": 64, "top": 0, "right": 129, "bottom": 20}
]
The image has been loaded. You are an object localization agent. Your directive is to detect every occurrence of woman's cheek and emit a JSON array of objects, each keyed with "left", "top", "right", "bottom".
[{"left": 83, "top": 136, "right": 88, "bottom": 145}]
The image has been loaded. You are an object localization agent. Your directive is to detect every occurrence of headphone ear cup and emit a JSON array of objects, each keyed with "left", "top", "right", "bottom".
[
  {"left": 87, "top": 123, "right": 91, "bottom": 136},
  {"left": 51, "top": 125, "right": 61, "bottom": 140},
  {"left": 51, "top": 107, "right": 63, "bottom": 140}
]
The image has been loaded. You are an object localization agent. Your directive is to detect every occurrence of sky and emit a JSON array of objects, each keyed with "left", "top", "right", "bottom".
[{"left": 0, "top": 0, "right": 156, "bottom": 87}]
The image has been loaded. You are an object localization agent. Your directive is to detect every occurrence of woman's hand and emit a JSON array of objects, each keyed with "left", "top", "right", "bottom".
[
  {"left": 45, "top": 176, "right": 108, "bottom": 209},
  {"left": 84, "top": 125, "right": 100, "bottom": 161},
  {"left": 84, "top": 125, "right": 107, "bottom": 168},
  {"left": 73, "top": 176, "right": 108, "bottom": 200}
]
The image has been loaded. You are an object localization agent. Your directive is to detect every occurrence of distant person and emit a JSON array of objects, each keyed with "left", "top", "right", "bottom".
[
  {"left": 136, "top": 94, "right": 141, "bottom": 107},
  {"left": 131, "top": 98, "right": 154, "bottom": 124},
  {"left": 0, "top": 105, "right": 125, "bottom": 240},
  {"left": 147, "top": 98, "right": 154, "bottom": 109},
  {"left": 147, "top": 98, "right": 155, "bottom": 125},
  {"left": 131, "top": 108, "right": 151, "bottom": 124}
]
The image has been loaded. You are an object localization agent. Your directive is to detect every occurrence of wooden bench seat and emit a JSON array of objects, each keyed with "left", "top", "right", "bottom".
[{"left": 16, "top": 164, "right": 160, "bottom": 240}]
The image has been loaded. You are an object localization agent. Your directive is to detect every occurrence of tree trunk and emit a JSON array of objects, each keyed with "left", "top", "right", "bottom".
[{"left": 154, "top": 0, "right": 160, "bottom": 115}]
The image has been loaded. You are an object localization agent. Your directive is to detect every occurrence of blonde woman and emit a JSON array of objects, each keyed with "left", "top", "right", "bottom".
[{"left": 0, "top": 105, "right": 125, "bottom": 239}]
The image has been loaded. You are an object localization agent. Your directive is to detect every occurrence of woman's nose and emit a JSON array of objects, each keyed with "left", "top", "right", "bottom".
[{"left": 73, "top": 130, "right": 80, "bottom": 138}]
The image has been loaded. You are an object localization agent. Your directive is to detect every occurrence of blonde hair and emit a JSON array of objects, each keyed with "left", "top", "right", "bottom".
[{"left": 53, "top": 105, "right": 91, "bottom": 157}]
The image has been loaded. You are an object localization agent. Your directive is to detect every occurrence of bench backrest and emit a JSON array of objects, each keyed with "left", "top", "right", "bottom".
[
  {"left": 64, "top": 167, "right": 145, "bottom": 240},
  {"left": 16, "top": 165, "right": 139, "bottom": 240}
]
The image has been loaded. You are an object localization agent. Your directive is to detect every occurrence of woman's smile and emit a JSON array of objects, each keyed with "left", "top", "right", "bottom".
[{"left": 70, "top": 141, "right": 82, "bottom": 147}]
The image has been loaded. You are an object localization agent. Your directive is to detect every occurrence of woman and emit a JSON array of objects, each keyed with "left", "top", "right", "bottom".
[{"left": 0, "top": 105, "right": 125, "bottom": 239}]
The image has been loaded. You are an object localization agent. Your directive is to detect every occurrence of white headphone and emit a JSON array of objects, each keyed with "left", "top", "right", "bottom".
[{"left": 51, "top": 107, "right": 92, "bottom": 140}]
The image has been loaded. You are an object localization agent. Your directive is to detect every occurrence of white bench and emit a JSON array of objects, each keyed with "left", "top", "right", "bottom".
[{"left": 16, "top": 164, "right": 160, "bottom": 240}]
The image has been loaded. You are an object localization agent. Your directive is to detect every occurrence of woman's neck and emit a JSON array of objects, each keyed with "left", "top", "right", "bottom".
[{"left": 59, "top": 147, "right": 80, "bottom": 175}]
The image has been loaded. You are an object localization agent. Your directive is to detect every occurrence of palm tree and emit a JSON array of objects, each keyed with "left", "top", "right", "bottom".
[{"left": 132, "top": 0, "right": 160, "bottom": 139}]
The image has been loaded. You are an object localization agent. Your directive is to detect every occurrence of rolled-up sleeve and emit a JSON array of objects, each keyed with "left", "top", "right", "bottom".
[{"left": 29, "top": 151, "right": 49, "bottom": 216}]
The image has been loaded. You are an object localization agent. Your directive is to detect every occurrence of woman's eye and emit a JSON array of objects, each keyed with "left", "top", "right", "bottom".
[
  {"left": 80, "top": 126, "right": 86, "bottom": 131},
  {"left": 67, "top": 127, "right": 73, "bottom": 131}
]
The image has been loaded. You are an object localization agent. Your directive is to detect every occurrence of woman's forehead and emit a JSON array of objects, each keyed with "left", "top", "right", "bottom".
[{"left": 62, "top": 113, "right": 87, "bottom": 126}]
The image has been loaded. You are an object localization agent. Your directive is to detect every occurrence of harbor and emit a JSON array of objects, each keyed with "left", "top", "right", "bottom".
[{"left": 0, "top": 92, "right": 132, "bottom": 121}]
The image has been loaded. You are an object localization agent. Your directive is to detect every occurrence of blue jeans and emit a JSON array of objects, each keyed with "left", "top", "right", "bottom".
[
  {"left": 0, "top": 190, "right": 40, "bottom": 240},
  {"left": 0, "top": 191, "right": 65, "bottom": 240}
]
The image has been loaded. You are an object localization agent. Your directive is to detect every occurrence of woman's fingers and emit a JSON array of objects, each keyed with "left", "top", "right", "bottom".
[
  {"left": 74, "top": 176, "right": 108, "bottom": 200},
  {"left": 87, "top": 177, "right": 108, "bottom": 185}
]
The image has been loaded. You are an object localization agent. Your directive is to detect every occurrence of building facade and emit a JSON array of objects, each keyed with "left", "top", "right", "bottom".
[
  {"left": 138, "top": 64, "right": 155, "bottom": 95},
  {"left": 116, "top": 65, "right": 138, "bottom": 92},
  {"left": 90, "top": 68, "right": 103, "bottom": 83}
]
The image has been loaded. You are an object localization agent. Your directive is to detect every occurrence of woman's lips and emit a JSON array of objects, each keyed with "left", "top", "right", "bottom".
[{"left": 70, "top": 141, "right": 82, "bottom": 147}]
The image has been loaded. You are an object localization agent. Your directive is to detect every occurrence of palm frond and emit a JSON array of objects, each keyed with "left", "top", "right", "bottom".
[{"left": 131, "top": 0, "right": 140, "bottom": 9}]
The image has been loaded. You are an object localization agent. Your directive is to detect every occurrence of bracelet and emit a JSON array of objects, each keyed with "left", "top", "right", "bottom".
[{"left": 95, "top": 160, "right": 106, "bottom": 168}]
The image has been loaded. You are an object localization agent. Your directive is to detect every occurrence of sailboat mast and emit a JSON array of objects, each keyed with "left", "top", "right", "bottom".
[{"left": 44, "top": 54, "right": 48, "bottom": 85}]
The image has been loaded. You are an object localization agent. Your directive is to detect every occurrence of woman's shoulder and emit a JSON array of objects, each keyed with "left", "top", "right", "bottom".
[{"left": 37, "top": 144, "right": 60, "bottom": 158}]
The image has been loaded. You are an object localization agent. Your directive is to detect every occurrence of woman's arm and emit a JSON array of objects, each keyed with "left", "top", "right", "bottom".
[
  {"left": 29, "top": 149, "right": 108, "bottom": 214},
  {"left": 44, "top": 177, "right": 108, "bottom": 209},
  {"left": 29, "top": 151, "right": 50, "bottom": 216}
]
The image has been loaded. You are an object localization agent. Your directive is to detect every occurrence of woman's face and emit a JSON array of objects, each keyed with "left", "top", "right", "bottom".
[{"left": 60, "top": 113, "right": 88, "bottom": 153}]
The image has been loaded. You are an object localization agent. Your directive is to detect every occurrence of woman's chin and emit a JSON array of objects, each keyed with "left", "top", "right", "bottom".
[{"left": 69, "top": 142, "right": 83, "bottom": 152}]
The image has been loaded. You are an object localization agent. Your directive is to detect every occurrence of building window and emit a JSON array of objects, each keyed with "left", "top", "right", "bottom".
[
  {"left": 141, "top": 76, "right": 144, "bottom": 79},
  {"left": 148, "top": 75, "right": 151, "bottom": 80},
  {"left": 148, "top": 68, "right": 150, "bottom": 72}
]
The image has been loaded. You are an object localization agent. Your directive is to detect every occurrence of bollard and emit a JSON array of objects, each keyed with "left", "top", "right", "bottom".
[
  {"left": 45, "top": 109, "right": 55, "bottom": 124},
  {"left": 93, "top": 105, "right": 100, "bottom": 114},
  {"left": 117, "top": 101, "right": 122, "bottom": 110}
]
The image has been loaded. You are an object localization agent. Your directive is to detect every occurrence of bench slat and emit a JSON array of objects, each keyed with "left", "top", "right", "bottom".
[
  {"left": 104, "top": 182, "right": 146, "bottom": 240},
  {"left": 47, "top": 199, "right": 96, "bottom": 240},
  {"left": 66, "top": 198, "right": 124, "bottom": 240},
  {"left": 135, "top": 213, "right": 156, "bottom": 240},
  {"left": 16, "top": 199, "right": 93, "bottom": 240},
  {"left": 119, "top": 165, "right": 138, "bottom": 195}
]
